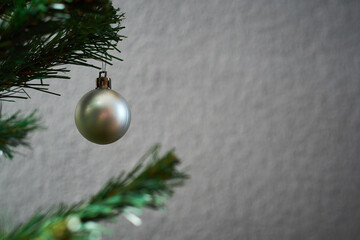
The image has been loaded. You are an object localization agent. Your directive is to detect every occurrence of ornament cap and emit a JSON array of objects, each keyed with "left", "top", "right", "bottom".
[{"left": 96, "top": 71, "right": 111, "bottom": 89}]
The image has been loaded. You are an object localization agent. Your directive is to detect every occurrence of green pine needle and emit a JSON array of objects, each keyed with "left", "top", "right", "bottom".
[
  {"left": 3, "top": 145, "right": 189, "bottom": 240},
  {"left": 0, "top": 0, "right": 126, "bottom": 99},
  {"left": 0, "top": 110, "right": 42, "bottom": 159}
]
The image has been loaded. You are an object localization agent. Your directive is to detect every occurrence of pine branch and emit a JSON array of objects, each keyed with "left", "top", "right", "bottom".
[
  {"left": 3, "top": 145, "right": 188, "bottom": 240},
  {"left": 0, "top": 110, "right": 42, "bottom": 159},
  {"left": 0, "top": 0, "right": 126, "bottom": 99}
]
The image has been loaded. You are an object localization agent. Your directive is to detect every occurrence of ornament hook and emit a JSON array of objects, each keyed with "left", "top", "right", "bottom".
[{"left": 102, "top": 60, "right": 107, "bottom": 72}]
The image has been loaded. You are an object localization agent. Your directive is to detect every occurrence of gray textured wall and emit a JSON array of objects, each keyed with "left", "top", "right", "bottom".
[{"left": 1, "top": 0, "right": 360, "bottom": 239}]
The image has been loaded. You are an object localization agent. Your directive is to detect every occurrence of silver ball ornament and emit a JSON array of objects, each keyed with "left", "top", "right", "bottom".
[{"left": 75, "top": 72, "right": 131, "bottom": 144}]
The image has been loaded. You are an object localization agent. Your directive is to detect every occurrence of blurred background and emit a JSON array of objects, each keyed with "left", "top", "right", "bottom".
[{"left": 1, "top": 0, "right": 360, "bottom": 239}]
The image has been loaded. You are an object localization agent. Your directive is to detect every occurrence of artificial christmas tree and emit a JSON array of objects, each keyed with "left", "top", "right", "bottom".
[{"left": 0, "top": 1, "right": 187, "bottom": 239}]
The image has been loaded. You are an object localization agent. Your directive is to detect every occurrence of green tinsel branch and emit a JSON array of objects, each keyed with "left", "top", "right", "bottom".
[
  {"left": 2, "top": 145, "right": 188, "bottom": 240},
  {"left": 0, "top": 0, "right": 125, "bottom": 99},
  {"left": 0, "top": 111, "right": 42, "bottom": 159}
]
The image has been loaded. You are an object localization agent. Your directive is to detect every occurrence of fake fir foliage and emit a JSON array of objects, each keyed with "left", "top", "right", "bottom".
[
  {"left": 0, "top": 0, "right": 125, "bottom": 100},
  {"left": 0, "top": 110, "right": 41, "bottom": 159},
  {"left": 0, "top": 1, "right": 188, "bottom": 239},
  {"left": 3, "top": 146, "right": 188, "bottom": 240}
]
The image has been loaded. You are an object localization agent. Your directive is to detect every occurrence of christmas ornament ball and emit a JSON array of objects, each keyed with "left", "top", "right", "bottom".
[{"left": 75, "top": 88, "right": 131, "bottom": 144}]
